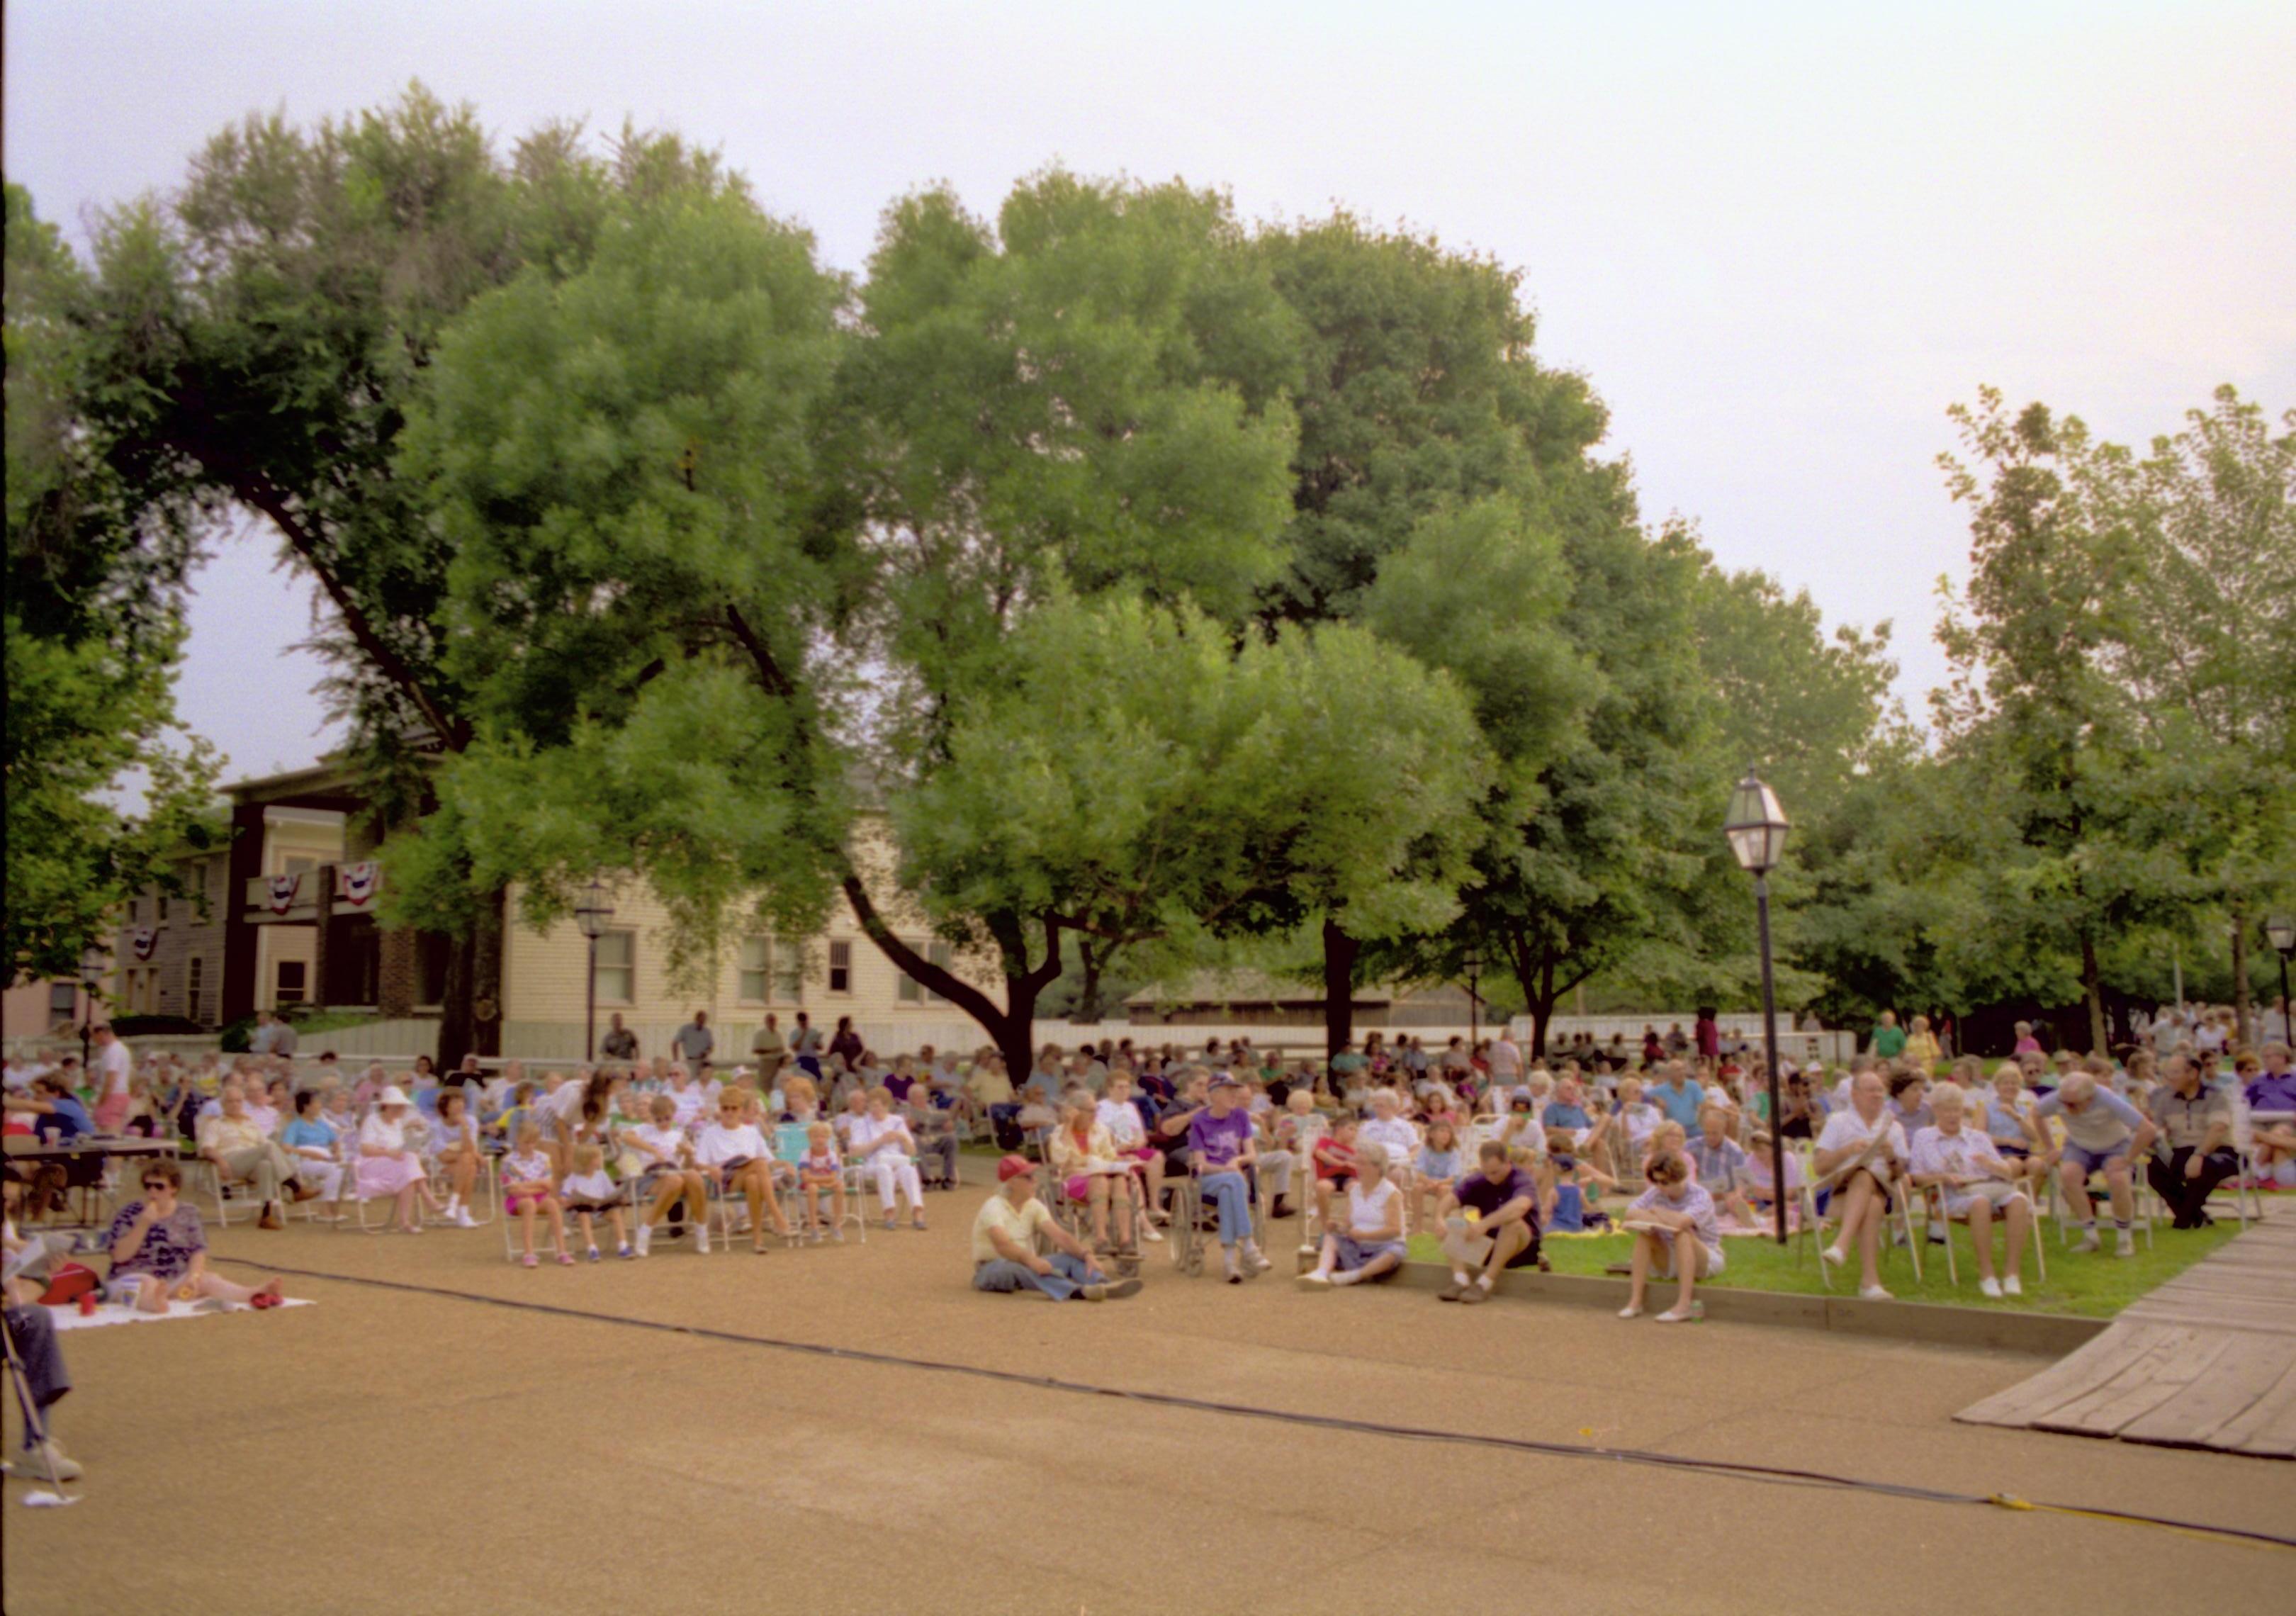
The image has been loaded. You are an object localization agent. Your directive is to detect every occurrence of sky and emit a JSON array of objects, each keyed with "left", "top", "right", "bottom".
[{"left": 8, "top": 0, "right": 2293, "bottom": 785}]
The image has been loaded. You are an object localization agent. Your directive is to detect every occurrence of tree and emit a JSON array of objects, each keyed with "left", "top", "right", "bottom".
[
  {"left": 71, "top": 86, "right": 733, "bottom": 1062},
  {"left": 1933, "top": 388, "right": 2160, "bottom": 1051},
  {"left": 395, "top": 168, "right": 1489, "bottom": 1080},
  {"left": 4, "top": 184, "right": 220, "bottom": 986},
  {"left": 2118, "top": 387, "right": 2296, "bottom": 1042}
]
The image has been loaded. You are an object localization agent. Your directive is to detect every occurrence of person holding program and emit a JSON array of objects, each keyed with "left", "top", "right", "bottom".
[
  {"left": 1436, "top": 1141, "right": 1541, "bottom": 1304},
  {"left": 1618, "top": 1151, "right": 1722, "bottom": 1322}
]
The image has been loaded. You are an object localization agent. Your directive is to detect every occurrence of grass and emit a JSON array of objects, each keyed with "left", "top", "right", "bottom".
[{"left": 1405, "top": 1213, "right": 2249, "bottom": 1318}]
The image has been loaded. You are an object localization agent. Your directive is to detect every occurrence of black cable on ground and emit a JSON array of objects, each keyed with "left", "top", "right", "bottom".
[{"left": 222, "top": 1259, "right": 2295, "bottom": 1552}]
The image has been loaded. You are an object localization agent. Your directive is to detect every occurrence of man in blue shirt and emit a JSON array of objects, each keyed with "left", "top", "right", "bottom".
[
  {"left": 1645, "top": 1063, "right": 1706, "bottom": 1130},
  {"left": 6, "top": 1076, "right": 92, "bottom": 1143}
]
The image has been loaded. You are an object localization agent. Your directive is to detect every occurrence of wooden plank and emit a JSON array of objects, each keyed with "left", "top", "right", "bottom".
[
  {"left": 2212, "top": 1360, "right": 2296, "bottom": 1458},
  {"left": 2036, "top": 1329, "right": 2230, "bottom": 1436},
  {"left": 2125, "top": 1300, "right": 2296, "bottom": 1333},
  {"left": 2119, "top": 1333, "right": 2296, "bottom": 1447},
  {"left": 1957, "top": 1325, "right": 2175, "bottom": 1427}
]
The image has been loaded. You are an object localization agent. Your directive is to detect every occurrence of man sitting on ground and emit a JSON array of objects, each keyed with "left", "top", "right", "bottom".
[
  {"left": 1436, "top": 1141, "right": 1541, "bottom": 1305},
  {"left": 970, "top": 1155, "right": 1140, "bottom": 1301}
]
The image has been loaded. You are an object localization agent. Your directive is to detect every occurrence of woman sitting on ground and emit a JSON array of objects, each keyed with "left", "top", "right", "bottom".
[
  {"left": 105, "top": 1162, "right": 283, "bottom": 1312},
  {"left": 1298, "top": 1147, "right": 1407, "bottom": 1289},
  {"left": 356, "top": 1086, "right": 445, "bottom": 1235},
  {"left": 1618, "top": 1151, "right": 1722, "bottom": 1323},
  {"left": 1049, "top": 1096, "right": 1139, "bottom": 1257},
  {"left": 1910, "top": 1084, "right": 2032, "bottom": 1298}
]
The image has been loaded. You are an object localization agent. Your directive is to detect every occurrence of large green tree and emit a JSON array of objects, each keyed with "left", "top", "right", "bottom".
[
  {"left": 70, "top": 86, "right": 733, "bottom": 1060},
  {"left": 4, "top": 184, "right": 220, "bottom": 987},
  {"left": 394, "top": 170, "right": 1489, "bottom": 1077}
]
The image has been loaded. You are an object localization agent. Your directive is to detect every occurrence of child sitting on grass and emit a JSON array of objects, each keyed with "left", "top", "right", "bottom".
[
  {"left": 1619, "top": 1150, "right": 1722, "bottom": 1323},
  {"left": 503, "top": 1123, "right": 572, "bottom": 1268},
  {"left": 560, "top": 1142, "right": 634, "bottom": 1262},
  {"left": 1541, "top": 1125, "right": 1616, "bottom": 1233},
  {"left": 1411, "top": 1120, "right": 1463, "bottom": 1233}
]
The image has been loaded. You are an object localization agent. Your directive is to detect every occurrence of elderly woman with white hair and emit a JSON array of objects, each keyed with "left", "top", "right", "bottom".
[
  {"left": 1909, "top": 1084, "right": 2033, "bottom": 1298},
  {"left": 356, "top": 1086, "right": 444, "bottom": 1235}
]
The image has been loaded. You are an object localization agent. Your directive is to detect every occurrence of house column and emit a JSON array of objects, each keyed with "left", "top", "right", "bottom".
[{"left": 219, "top": 801, "right": 267, "bottom": 1025}]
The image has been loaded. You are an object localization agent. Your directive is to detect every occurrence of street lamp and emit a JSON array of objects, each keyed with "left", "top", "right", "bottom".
[
  {"left": 1462, "top": 939, "right": 1485, "bottom": 1049},
  {"left": 1724, "top": 766, "right": 1791, "bottom": 1245},
  {"left": 78, "top": 946, "right": 106, "bottom": 1070},
  {"left": 575, "top": 880, "right": 615, "bottom": 1062},
  {"left": 2266, "top": 915, "right": 2295, "bottom": 1046}
]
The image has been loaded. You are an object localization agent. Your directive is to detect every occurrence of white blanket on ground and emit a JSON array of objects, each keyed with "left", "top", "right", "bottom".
[{"left": 47, "top": 1298, "right": 313, "bottom": 1332}]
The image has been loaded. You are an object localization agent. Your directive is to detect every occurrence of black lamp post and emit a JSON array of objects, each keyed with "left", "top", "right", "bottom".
[
  {"left": 2267, "top": 915, "right": 2295, "bottom": 1047},
  {"left": 575, "top": 880, "right": 614, "bottom": 1062},
  {"left": 1724, "top": 767, "right": 1791, "bottom": 1244},
  {"left": 78, "top": 946, "right": 106, "bottom": 1070}
]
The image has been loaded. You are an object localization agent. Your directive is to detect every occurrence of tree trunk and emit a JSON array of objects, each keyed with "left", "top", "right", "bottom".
[
  {"left": 2079, "top": 930, "right": 2108, "bottom": 1055},
  {"left": 2229, "top": 907, "right": 2251, "bottom": 1049},
  {"left": 991, "top": 977, "right": 1042, "bottom": 1090},
  {"left": 1322, "top": 916, "right": 1359, "bottom": 1060},
  {"left": 1516, "top": 949, "right": 1556, "bottom": 1060},
  {"left": 1074, "top": 937, "right": 1107, "bottom": 1026},
  {"left": 435, "top": 887, "right": 505, "bottom": 1070}
]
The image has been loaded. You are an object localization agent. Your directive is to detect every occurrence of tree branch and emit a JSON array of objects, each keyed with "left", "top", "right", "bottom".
[{"left": 839, "top": 872, "right": 1008, "bottom": 1031}]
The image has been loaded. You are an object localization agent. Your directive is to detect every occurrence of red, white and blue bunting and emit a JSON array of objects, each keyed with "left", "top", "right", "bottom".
[
  {"left": 267, "top": 872, "right": 301, "bottom": 915},
  {"left": 339, "top": 861, "right": 380, "bottom": 907},
  {"left": 130, "top": 926, "right": 157, "bottom": 960}
]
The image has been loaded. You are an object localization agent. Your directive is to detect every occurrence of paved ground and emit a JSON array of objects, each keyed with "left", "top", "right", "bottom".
[{"left": 7, "top": 1184, "right": 2292, "bottom": 1615}]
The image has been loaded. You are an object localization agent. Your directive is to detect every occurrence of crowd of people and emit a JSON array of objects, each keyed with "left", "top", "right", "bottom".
[{"left": 5, "top": 1003, "right": 2287, "bottom": 1474}]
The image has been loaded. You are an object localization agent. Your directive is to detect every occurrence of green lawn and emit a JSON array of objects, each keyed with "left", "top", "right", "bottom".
[{"left": 1406, "top": 1215, "right": 2247, "bottom": 1318}]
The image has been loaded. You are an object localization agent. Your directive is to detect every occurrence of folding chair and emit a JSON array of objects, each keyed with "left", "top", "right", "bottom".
[{"left": 1915, "top": 1180, "right": 2046, "bottom": 1289}]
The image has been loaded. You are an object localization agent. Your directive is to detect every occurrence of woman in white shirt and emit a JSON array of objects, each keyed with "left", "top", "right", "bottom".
[
  {"left": 850, "top": 1088, "right": 927, "bottom": 1233},
  {"left": 692, "top": 1092, "right": 789, "bottom": 1254},
  {"left": 1296, "top": 1149, "right": 1405, "bottom": 1289},
  {"left": 1813, "top": 1071, "right": 1909, "bottom": 1301}
]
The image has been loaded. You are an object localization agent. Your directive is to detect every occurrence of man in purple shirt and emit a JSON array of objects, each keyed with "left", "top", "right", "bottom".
[
  {"left": 1436, "top": 1141, "right": 1541, "bottom": 1303},
  {"left": 1186, "top": 1075, "right": 1272, "bottom": 1283}
]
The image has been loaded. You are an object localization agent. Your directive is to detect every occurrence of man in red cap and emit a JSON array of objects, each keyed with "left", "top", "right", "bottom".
[{"left": 971, "top": 1155, "right": 1142, "bottom": 1301}]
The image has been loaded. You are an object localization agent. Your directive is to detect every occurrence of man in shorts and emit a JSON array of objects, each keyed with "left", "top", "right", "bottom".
[
  {"left": 2033, "top": 1073, "right": 2148, "bottom": 1256},
  {"left": 1436, "top": 1141, "right": 1541, "bottom": 1304}
]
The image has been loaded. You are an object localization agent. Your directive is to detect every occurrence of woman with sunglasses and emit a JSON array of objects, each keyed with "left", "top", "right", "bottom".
[{"left": 104, "top": 1161, "right": 283, "bottom": 1313}]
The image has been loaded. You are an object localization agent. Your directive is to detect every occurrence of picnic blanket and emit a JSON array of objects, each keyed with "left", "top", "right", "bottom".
[{"left": 47, "top": 1298, "right": 313, "bottom": 1333}]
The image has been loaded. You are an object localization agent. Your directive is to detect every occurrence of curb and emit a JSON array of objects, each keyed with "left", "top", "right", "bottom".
[{"left": 1380, "top": 1258, "right": 2106, "bottom": 1355}]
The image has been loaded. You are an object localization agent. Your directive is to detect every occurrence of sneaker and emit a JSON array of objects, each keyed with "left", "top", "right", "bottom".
[
  {"left": 695, "top": 1227, "right": 711, "bottom": 1255},
  {"left": 1979, "top": 1276, "right": 2003, "bottom": 1299},
  {"left": 585, "top": 1246, "right": 601, "bottom": 1263},
  {"left": 453, "top": 1208, "right": 478, "bottom": 1230},
  {"left": 1858, "top": 1284, "right": 1893, "bottom": 1301},
  {"left": 1080, "top": 1284, "right": 1109, "bottom": 1301},
  {"left": 556, "top": 1252, "right": 576, "bottom": 1266},
  {"left": 618, "top": 1245, "right": 636, "bottom": 1260},
  {"left": 634, "top": 1224, "right": 652, "bottom": 1257},
  {"left": 1297, "top": 1272, "right": 1334, "bottom": 1290},
  {"left": 1437, "top": 1283, "right": 1467, "bottom": 1302},
  {"left": 884, "top": 1215, "right": 898, "bottom": 1231},
  {"left": 2073, "top": 1232, "right": 2100, "bottom": 1255},
  {"left": 1457, "top": 1285, "right": 1488, "bottom": 1305},
  {"left": 1243, "top": 1247, "right": 1273, "bottom": 1276},
  {"left": 14, "top": 1442, "right": 81, "bottom": 1482},
  {"left": 1141, "top": 1225, "right": 1164, "bottom": 1243},
  {"left": 2116, "top": 1230, "right": 2137, "bottom": 1257},
  {"left": 1103, "top": 1277, "right": 1143, "bottom": 1300},
  {"left": 2003, "top": 1274, "right": 2023, "bottom": 1296},
  {"left": 1223, "top": 1254, "right": 1242, "bottom": 1284}
]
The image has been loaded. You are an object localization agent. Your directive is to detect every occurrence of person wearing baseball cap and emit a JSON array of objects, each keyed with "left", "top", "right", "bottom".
[{"left": 970, "top": 1155, "right": 1141, "bottom": 1302}]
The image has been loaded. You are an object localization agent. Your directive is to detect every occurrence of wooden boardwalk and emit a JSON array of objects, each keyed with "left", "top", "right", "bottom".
[{"left": 1957, "top": 1210, "right": 2296, "bottom": 1457}]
